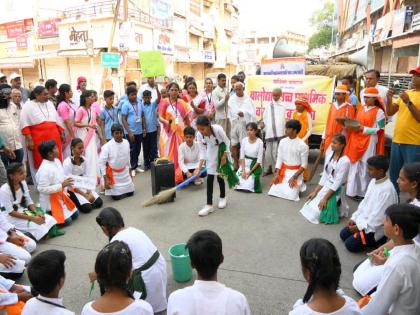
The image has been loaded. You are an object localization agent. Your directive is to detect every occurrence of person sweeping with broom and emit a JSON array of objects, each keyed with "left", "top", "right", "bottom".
[{"left": 196, "top": 115, "right": 238, "bottom": 217}]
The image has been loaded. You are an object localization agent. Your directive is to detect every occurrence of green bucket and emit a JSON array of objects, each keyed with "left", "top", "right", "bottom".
[{"left": 168, "top": 243, "right": 192, "bottom": 282}]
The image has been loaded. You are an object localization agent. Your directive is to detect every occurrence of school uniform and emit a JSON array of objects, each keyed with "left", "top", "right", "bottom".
[
  {"left": 0, "top": 211, "right": 34, "bottom": 277},
  {"left": 111, "top": 227, "right": 167, "bottom": 313},
  {"left": 235, "top": 137, "right": 263, "bottom": 193},
  {"left": 167, "top": 280, "right": 251, "bottom": 315},
  {"left": 340, "top": 177, "right": 398, "bottom": 252},
  {"left": 268, "top": 137, "right": 309, "bottom": 201},
  {"left": 300, "top": 152, "right": 350, "bottom": 224},
  {"left": 289, "top": 294, "right": 361, "bottom": 315},
  {"left": 178, "top": 142, "right": 200, "bottom": 176},
  {"left": 262, "top": 100, "right": 286, "bottom": 172},
  {"left": 36, "top": 158, "right": 78, "bottom": 225},
  {"left": 99, "top": 105, "right": 121, "bottom": 141},
  {"left": 0, "top": 181, "right": 57, "bottom": 240},
  {"left": 120, "top": 99, "right": 144, "bottom": 171},
  {"left": 63, "top": 157, "right": 102, "bottom": 213},
  {"left": 99, "top": 139, "right": 135, "bottom": 198},
  {"left": 352, "top": 198, "right": 420, "bottom": 296},
  {"left": 0, "top": 275, "right": 18, "bottom": 307},
  {"left": 22, "top": 295, "right": 75, "bottom": 315},
  {"left": 81, "top": 300, "right": 153, "bottom": 315},
  {"left": 361, "top": 243, "right": 420, "bottom": 315},
  {"left": 197, "top": 124, "right": 232, "bottom": 205},
  {"left": 141, "top": 100, "right": 159, "bottom": 169}
]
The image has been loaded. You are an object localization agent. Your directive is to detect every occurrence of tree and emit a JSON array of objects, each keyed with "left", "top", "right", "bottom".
[{"left": 308, "top": 0, "right": 336, "bottom": 51}]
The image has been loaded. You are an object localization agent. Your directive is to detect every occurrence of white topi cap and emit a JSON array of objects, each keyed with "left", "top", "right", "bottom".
[{"left": 10, "top": 72, "right": 21, "bottom": 80}]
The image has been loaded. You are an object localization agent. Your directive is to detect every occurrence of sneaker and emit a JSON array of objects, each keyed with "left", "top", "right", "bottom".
[
  {"left": 218, "top": 198, "right": 227, "bottom": 209},
  {"left": 131, "top": 170, "right": 136, "bottom": 177},
  {"left": 198, "top": 205, "right": 214, "bottom": 216},
  {"left": 136, "top": 167, "right": 145, "bottom": 173}
]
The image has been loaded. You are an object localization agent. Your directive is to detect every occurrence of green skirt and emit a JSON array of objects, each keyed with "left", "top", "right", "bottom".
[{"left": 319, "top": 188, "right": 340, "bottom": 225}]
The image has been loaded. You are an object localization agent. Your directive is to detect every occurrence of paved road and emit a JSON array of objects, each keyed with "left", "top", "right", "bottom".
[{"left": 26, "top": 155, "right": 366, "bottom": 315}]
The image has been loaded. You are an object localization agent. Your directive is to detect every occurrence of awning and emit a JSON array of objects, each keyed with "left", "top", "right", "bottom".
[{"left": 0, "top": 57, "right": 34, "bottom": 69}]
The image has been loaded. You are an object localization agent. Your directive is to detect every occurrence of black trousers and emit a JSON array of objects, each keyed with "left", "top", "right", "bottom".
[
  {"left": 127, "top": 134, "right": 143, "bottom": 171},
  {"left": 207, "top": 174, "right": 225, "bottom": 205},
  {"left": 143, "top": 131, "right": 158, "bottom": 169}
]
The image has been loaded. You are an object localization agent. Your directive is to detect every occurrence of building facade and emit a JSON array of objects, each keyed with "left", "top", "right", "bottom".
[
  {"left": 0, "top": 0, "right": 240, "bottom": 96},
  {"left": 335, "top": 0, "right": 419, "bottom": 89}
]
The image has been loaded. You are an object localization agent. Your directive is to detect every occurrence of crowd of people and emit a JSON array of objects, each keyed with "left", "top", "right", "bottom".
[{"left": 0, "top": 65, "right": 419, "bottom": 314}]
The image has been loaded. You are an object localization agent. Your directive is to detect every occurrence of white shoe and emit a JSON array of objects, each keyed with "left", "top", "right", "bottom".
[
  {"left": 198, "top": 205, "right": 214, "bottom": 216},
  {"left": 218, "top": 198, "right": 227, "bottom": 209},
  {"left": 131, "top": 170, "right": 136, "bottom": 177},
  {"left": 194, "top": 178, "right": 203, "bottom": 185},
  {"left": 136, "top": 167, "right": 145, "bottom": 173}
]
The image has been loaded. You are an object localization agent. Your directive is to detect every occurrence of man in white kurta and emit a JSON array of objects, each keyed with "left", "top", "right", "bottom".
[
  {"left": 268, "top": 135, "right": 309, "bottom": 201},
  {"left": 228, "top": 82, "right": 255, "bottom": 169},
  {"left": 99, "top": 137, "right": 135, "bottom": 197},
  {"left": 361, "top": 242, "right": 420, "bottom": 315},
  {"left": 261, "top": 88, "right": 286, "bottom": 174},
  {"left": 340, "top": 177, "right": 398, "bottom": 252}
]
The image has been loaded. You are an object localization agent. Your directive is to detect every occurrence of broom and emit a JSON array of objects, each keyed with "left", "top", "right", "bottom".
[{"left": 142, "top": 168, "right": 207, "bottom": 207}]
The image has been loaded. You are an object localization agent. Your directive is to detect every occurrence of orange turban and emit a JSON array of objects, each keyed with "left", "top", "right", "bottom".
[{"left": 295, "top": 97, "right": 314, "bottom": 113}]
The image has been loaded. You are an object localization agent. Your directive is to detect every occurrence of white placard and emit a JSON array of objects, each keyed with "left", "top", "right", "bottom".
[{"left": 70, "top": 175, "right": 96, "bottom": 191}]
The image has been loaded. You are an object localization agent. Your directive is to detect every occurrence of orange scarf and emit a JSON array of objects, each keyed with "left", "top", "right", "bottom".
[
  {"left": 323, "top": 102, "right": 356, "bottom": 153},
  {"left": 345, "top": 106, "right": 385, "bottom": 163},
  {"left": 105, "top": 163, "right": 126, "bottom": 185},
  {"left": 271, "top": 163, "right": 301, "bottom": 187},
  {"left": 50, "top": 190, "right": 76, "bottom": 224},
  {"left": 292, "top": 110, "right": 310, "bottom": 142},
  {"left": 0, "top": 289, "right": 25, "bottom": 315}
]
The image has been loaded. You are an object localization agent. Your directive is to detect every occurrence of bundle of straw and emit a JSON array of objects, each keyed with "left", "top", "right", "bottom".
[{"left": 142, "top": 169, "right": 207, "bottom": 207}]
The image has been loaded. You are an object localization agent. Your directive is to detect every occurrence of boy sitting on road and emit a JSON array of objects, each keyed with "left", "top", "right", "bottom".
[{"left": 178, "top": 126, "right": 204, "bottom": 185}]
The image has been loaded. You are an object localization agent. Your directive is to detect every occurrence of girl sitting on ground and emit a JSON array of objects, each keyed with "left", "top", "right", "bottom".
[
  {"left": 63, "top": 138, "right": 103, "bottom": 213},
  {"left": 289, "top": 238, "right": 361, "bottom": 315},
  {"left": 0, "top": 162, "right": 62, "bottom": 240}
]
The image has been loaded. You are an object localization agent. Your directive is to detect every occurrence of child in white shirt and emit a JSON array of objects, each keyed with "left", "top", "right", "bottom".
[
  {"left": 268, "top": 119, "right": 309, "bottom": 201},
  {"left": 178, "top": 126, "right": 203, "bottom": 185},
  {"left": 22, "top": 249, "right": 75, "bottom": 315},
  {"left": 361, "top": 204, "right": 420, "bottom": 315},
  {"left": 167, "top": 230, "right": 251, "bottom": 315},
  {"left": 81, "top": 241, "right": 153, "bottom": 315},
  {"left": 289, "top": 238, "right": 361, "bottom": 315}
]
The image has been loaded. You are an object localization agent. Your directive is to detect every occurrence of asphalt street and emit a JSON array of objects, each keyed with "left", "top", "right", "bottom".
[{"left": 24, "top": 153, "right": 367, "bottom": 315}]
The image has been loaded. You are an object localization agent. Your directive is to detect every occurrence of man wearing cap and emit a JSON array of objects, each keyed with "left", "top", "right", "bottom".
[
  {"left": 9, "top": 73, "right": 30, "bottom": 104},
  {"left": 321, "top": 85, "right": 356, "bottom": 156},
  {"left": 360, "top": 69, "right": 391, "bottom": 107},
  {"left": 72, "top": 76, "right": 87, "bottom": 106},
  {"left": 386, "top": 66, "right": 420, "bottom": 191},
  {"left": 0, "top": 84, "right": 23, "bottom": 166},
  {"left": 0, "top": 73, "right": 7, "bottom": 84}
]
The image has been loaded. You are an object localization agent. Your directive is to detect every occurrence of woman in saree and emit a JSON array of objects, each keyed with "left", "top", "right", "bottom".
[
  {"left": 182, "top": 81, "right": 206, "bottom": 128},
  {"left": 56, "top": 84, "right": 77, "bottom": 159},
  {"left": 74, "top": 90, "right": 99, "bottom": 181},
  {"left": 158, "top": 82, "right": 191, "bottom": 183}
]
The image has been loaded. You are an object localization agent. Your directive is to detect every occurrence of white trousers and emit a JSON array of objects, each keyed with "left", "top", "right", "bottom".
[{"left": 0, "top": 231, "right": 36, "bottom": 274}]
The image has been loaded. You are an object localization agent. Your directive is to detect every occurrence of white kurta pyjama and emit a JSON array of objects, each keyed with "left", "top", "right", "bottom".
[
  {"left": 361, "top": 243, "right": 420, "bottom": 315},
  {"left": 228, "top": 94, "right": 255, "bottom": 145},
  {"left": 0, "top": 275, "right": 18, "bottom": 306},
  {"left": 111, "top": 227, "right": 167, "bottom": 313},
  {"left": 352, "top": 198, "right": 420, "bottom": 296},
  {"left": 99, "top": 139, "right": 135, "bottom": 196},
  {"left": 0, "top": 181, "right": 56, "bottom": 240},
  {"left": 300, "top": 153, "right": 351, "bottom": 224},
  {"left": 81, "top": 300, "right": 153, "bottom": 315},
  {"left": 36, "top": 158, "right": 75, "bottom": 220},
  {"left": 351, "top": 178, "right": 398, "bottom": 241},
  {"left": 289, "top": 294, "right": 361, "bottom": 315},
  {"left": 346, "top": 106, "right": 385, "bottom": 197},
  {"left": 63, "top": 157, "right": 100, "bottom": 205},
  {"left": 197, "top": 124, "right": 231, "bottom": 175},
  {"left": 235, "top": 137, "right": 263, "bottom": 192},
  {"left": 268, "top": 137, "right": 309, "bottom": 201},
  {"left": 22, "top": 295, "right": 75, "bottom": 315},
  {"left": 167, "top": 280, "right": 251, "bottom": 315},
  {"left": 178, "top": 142, "right": 200, "bottom": 173},
  {"left": 262, "top": 101, "right": 286, "bottom": 172}
]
